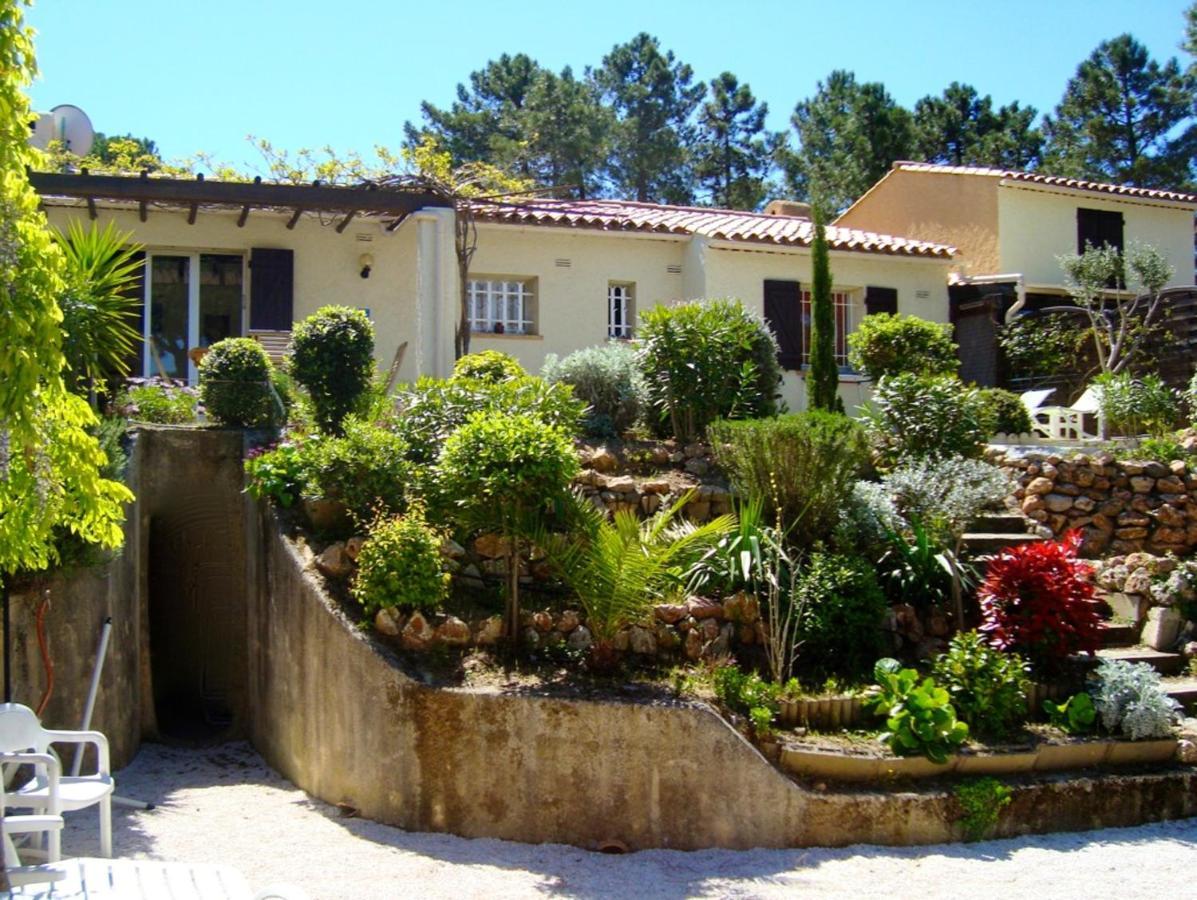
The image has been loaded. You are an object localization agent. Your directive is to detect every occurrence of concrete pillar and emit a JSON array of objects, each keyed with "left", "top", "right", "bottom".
[
  {"left": 683, "top": 236, "right": 709, "bottom": 302},
  {"left": 414, "top": 207, "right": 459, "bottom": 378}
]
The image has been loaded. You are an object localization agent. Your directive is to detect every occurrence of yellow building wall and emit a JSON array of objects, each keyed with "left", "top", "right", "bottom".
[
  {"left": 834, "top": 171, "right": 1000, "bottom": 276},
  {"left": 996, "top": 186, "right": 1196, "bottom": 288},
  {"left": 42, "top": 201, "right": 423, "bottom": 383}
]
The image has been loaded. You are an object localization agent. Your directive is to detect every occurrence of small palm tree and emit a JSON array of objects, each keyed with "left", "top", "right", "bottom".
[{"left": 547, "top": 491, "right": 735, "bottom": 670}]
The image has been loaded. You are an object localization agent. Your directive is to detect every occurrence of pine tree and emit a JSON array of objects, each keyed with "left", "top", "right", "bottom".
[
  {"left": 593, "top": 33, "right": 705, "bottom": 203},
  {"left": 522, "top": 67, "right": 612, "bottom": 198},
  {"left": 782, "top": 70, "right": 914, "bottom": 214},
  {"left": 913, "top": 83, "right": 1042, "bottom": 169},
  {"left": 806, "top": 206, "right": 840, "bottom": 412},
  {"left": 1043, "top": 34, "right": 1194, "bottom": 188},
  {"left": 692, "top": 72, "right": 778, "bottom": 210}
]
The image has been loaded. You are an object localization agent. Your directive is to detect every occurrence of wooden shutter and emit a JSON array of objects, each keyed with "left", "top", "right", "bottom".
[
  {"left": 865, "top": 286, "right": 898, "bottom": 316},
  {"left": 764, "top": 279, "right": 802, "bottom": 369},
  {"left": 249, "top": 248, "right": 294, "bottom": 331},
  {"left": 1077, "top": 208, "right": 1124, "bottom": 254}
]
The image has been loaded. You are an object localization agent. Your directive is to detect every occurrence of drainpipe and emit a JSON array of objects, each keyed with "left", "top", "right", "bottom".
[{"left": 954, "top": 273, "right": 1027, "bottom": 323}]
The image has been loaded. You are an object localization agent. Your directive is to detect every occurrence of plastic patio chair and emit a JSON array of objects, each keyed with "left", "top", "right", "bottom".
[
  {"left": 1, "top": 749, "right": 67, "bottom": 888},
  {"left": 1028, "top": 386, "right": 1104, "bottom": 441},
  {"left": 0, "top": 703, "right": 114, "bottom": 858}
]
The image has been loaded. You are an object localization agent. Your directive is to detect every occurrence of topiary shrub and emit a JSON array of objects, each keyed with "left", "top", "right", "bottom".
[
  {"left": 793, "top": 552, "right": 887, "bottom": 680},
  {"left": 708, "top": 411, "right": 868, "bottom": 546},
  {"left": 288, "top": 306, "right": 375, "bottom": 434},
  {"left": 978, "top": 531, "right": 1103, "bottom": 675},
  {"left": 638, "top": 298, "right": 780, "bottom": 442},
  {"left": 451, "top": 349, "right": 525, "bottom": 383},
  {"left": 299, "top": 417, "right": 410, "bottom": 527},
  {"left": 863, "top": 373, "right": 990, "bottom": 465},
  {"left": 542, "top": 342, "right": 646, "bottom": 437},
  {"left": 351, "top": 505, "right": 450, "bottom": 616},
  {"left": 847, "top": 313, "right": 958, "bottom": 381},
  {"left": 198, "top": 337, "right": 276, "bottom": 427},
  {"left": 932, "top": 630, "right": 1029, "bottom": 739},
  {"left": 977, "top": 387, "right": 1032, "bottom": 437}
]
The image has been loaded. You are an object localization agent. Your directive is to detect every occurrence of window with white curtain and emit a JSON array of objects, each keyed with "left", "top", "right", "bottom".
[{"left": 467, "top": 278, "right": 535, "bottom": 334}]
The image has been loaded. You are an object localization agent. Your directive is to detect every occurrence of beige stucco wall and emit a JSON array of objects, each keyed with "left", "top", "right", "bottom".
[
  {"left": 42, "top": 201, "right": 422, "bottom": 384},
  {"left": 997, "top": 185, "right": 1197, "bottom": 288},
  {"left": 835, "top": 171, "right": 1000, "bottom": 276}
]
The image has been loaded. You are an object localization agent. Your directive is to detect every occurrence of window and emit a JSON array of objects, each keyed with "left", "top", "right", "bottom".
[
  {"left": 799, "top": 290, "right": 856, "bottom": 368},
  {"left": 608, "top": 282, "right": 634, "bottom": 338},
  {"left": 467, "top": 278, "right": 535, "bottom": 334},
  {"left": 762, "top": 280, "right": 859, "bottom": 370},
  {"left": 1077, "top": 208, "right": 1124, "bottom": 255}
]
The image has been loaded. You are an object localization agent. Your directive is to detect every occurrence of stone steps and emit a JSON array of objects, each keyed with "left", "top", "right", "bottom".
[
  {"left": 1097, "top": 620, "right": 1139, "bottom": 648},
  {"left": 1161, "top": 678, "right": 1197, "bottom": 713},
  {"left": 1095, "top": 645, "right": 1187, "bottom": 676},
  {"left": 960, "top": 532, "right": 1042, "bottom": 555},
  {"left": 970, "top": 513, "right": 1034, "bottom": 535}
]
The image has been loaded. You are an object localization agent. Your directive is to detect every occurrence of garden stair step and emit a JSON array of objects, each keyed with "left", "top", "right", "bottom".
[
  {"left": 1097, "top": 621, "right": 1139, "bottom": 648},
  {"left": 1095, "top": 645, "right": 1186, "bottom": 676},
  {"left": 960, "top": 532, "right": 1042, "bottom": 555},
  {"left": 970, "top": 513, "right": 1035, "bottom": 535},
  {"left": 1161, "top": 678, "right": 1197, "bottom": 713}
]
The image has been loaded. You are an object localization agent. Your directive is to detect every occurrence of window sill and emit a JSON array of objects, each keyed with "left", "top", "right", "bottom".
[
  {"left": 787, "top": 368, "right": 866, "bottom": 383},
  {"left": 471, "top": 332, "right": 543, "bottom": 341}
]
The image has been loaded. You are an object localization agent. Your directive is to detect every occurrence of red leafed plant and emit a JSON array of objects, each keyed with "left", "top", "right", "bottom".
[{"left": 978, "top": 531, "right": 1102, "bottom": 672}]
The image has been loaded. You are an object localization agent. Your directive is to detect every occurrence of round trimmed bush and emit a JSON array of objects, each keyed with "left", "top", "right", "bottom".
[
  {"left": 977, "top": 387, "right": 1032, "bottom": 437},
  {"left": 452, "top": 350, "right": 525, "bottom": 383},
  {"left": 198, "top": 337, "right": 275, "bottom": 427},
  {"left": 542, "top": 342, "right": 645, "bottom": 436},
  {"left": 847, "top": 313, "right": 957, "bottom": 381},
  {"left": 289, "top": 306, "right": 375, "bottom": 434},
  {"left": 351, "top": 506, "right": 449, "bottom": 615},
  {"left": 865, "top": 373, "right": 990, "bottom": 464}
]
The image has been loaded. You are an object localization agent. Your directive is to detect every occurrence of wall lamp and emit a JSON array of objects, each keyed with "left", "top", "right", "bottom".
[{"left": 359, "top": 252, "right": 374, "bottom": 279}]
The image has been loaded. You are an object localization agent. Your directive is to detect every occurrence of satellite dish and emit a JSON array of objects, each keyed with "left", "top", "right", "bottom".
[{"left": 29, "top": 104, "right": 94, "bottom": 156}]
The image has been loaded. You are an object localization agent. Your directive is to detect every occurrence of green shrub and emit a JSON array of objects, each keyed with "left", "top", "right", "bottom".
[
  {"left": 977, "top": 387, "right": 1032, "bottom": 436},
  {"left": 713, "top": 665, "right": 781, "bottom": 737},
  {"left": 1043, "top": 692, "right": 1096, "bottom": 734},
  {"left": 1094, "top": 372, "right": 1179, "bottom": 438},
  {"left": 708, "top": 411, "right": 868, "bottom": 545},
  {"left": 300, "top": 418, "right": 410, "bottom": 526},
  {"left": 793, "top": 552, "right": 887, "bottom": 680},
  {"left": 542, "top": 343, "right": 646, "bottom": 437},
  {"left": 954, "top": 777, "right": 1012, "bottom": 842},
  {"left": 881, "top": 457, "right": 1012, "bottom": 540},
  {"left": 1187, "top": 371, "right": 1197, "bottom": 424},
  {"left": 998, "top": 312, "right": 1088, "bottom": 379},
  {"left": 289, "top": 306, "right": 375, "bottom": 434},
  {"left": 638, "top": 299, "right": 780, "bottom": 442},
  {"left": 875, "top": 517, "right": 960, "bottom": 611},
  {"left": 866, "top": 658, "right": 969, "bottom": 763},
  {"left": 452, "top": 350, "right": 525, "bottom": 383},
  {"left": 117, "top": 379, "right": 198, "bottom": 424},
  {"left": 351, "top": 506, "right": 450, "bottom": 616},
  {"left": 244, "top": 441, "right": 306, "bottom": 509},
  {"left": 932, "top": 631, "right": 1029, "bottom": 738},
  {"left": 198, "top": 337, "right": 276, "bottom": 427},
  {"left": 846, "top": 313, "right": 958, "bottom": 381},
  {"left": 395, "top": 375, "right": 585, "bottom": 464},
  {"left": 863, "top": 373, "right": 990, "bottom": 465},
  {"left": 1117, "top": 435, "right": 1193, "bottom": 464}
]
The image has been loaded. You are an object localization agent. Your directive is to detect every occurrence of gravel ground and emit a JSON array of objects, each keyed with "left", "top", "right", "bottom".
[{"left": 55, "top": 741, "right": 1197, "bottom": 899}]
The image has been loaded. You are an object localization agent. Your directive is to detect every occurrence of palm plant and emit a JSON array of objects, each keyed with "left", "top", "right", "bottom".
[
  {"left": 547, "top": 491, "right": 735, "bottom": 670},
  {"left": 877, "top": 517, "right": 975, "bottom": 615},
  {"left": 54, "top": 220, "right": 144, "bottom": 398}
]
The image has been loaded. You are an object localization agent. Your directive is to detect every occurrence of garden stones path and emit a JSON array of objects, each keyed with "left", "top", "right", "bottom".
[{"left": 61, "top": 741, "right": 1197, "bottom": 899}]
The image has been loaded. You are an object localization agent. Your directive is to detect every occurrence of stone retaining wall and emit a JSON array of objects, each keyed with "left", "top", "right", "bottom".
[{"left": 991, "top": 449, "right": 1197, "bottom": 557}]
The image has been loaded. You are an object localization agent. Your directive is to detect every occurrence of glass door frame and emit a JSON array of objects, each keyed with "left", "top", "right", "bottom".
[{"left": 143, "top": 250, "right": 248, "bottom": 383}]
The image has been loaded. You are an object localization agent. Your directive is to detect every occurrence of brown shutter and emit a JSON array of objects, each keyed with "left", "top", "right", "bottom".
[
  {"left": 1077, "top": 208, "right": 1124, "bottom": 254},
  {"left": 865, "top": 286, "right": 898, "bottom": 316},
  {"left": 249, "top": 248, "right": 294, "bottom": 331},
  {"left": 764, "top": 279, "right": 802, "bottom": 369}
]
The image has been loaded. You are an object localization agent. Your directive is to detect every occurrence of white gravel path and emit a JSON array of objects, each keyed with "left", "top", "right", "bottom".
[{"left": 56, "top": 741, "right": 1197, "bottom": 899}]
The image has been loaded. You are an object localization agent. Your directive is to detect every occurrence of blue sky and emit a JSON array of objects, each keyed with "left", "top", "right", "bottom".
[{"left": 24, "top": 0, "right": 1195, "bottom": 173}]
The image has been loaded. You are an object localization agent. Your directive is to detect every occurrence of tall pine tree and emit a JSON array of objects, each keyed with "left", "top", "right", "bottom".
[
  {"left": 593, "top": 33, "right": 705, "bottom": 203},
  {"left": 692, "top": 72, "right": 778, "bottom": 210},
  {"left": 522, "top": 67, "right": 612, "bottom": 198},
  {"left": 913, "top": 83, "right": 1042, "bottom": 169},
  {"left": 1043, "top": 34, "right": 1194, "bottom": 188},
  {"left": 806, "top": 205, "right": 840, "bottom": 412}
]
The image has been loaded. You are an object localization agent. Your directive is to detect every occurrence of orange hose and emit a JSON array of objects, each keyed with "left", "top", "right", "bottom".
[{"left": 35, "top": 591, "right": 54, "bottom": 717}]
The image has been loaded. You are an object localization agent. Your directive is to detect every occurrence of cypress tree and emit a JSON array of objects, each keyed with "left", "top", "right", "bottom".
[{"left": 807, "top": 206, "right": 841, "bottom": 412}]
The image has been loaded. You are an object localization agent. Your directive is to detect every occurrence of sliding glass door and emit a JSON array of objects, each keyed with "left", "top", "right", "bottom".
[{"left": 145, "top": 252, "right": 245, "bottom": 382}]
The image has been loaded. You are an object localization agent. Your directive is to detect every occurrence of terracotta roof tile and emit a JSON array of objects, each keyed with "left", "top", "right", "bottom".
[
  {"left": 471, "top": 198, "right": 955, "bottom": 258},
  {"left": 892, "top": 161, "right": 1197, "bottom": 205}
]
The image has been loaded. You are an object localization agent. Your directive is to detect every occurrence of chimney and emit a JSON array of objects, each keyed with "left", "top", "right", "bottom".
[{"left": 763, "top": 199, "right": 812, "bottom": 219}]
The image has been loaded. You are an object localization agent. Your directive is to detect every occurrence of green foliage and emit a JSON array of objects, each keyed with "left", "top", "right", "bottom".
[
  {"left": 53, "top": 219, "right": 144, "bottom": 394},
  {"left": 807, "top": 211, "right": 841, "bottom": 412},
  {"left": 1092, "top": 658, "right": 1181, "bottom": 740},
  {"left": 638, "top": 298, "right": 780, "bottom": 442},
  {"left": 288, "top": 306, "right": 375, "bottom": 435},
  {"left": 713, "top": 665, "right": 781, "bottom": 737},
  {"left": 875, "top": 518, "right": 959, "bottom": 610},
  {"left": 451, "top": 350, "right": 524, "bottom": 383},
  {"left": 299, "top": 418, "right": 410, "bottom": 526},
  {"left": 847, "top": 313, "right": 958, "bottom": 382},
  {"left": 395, "top": 375, "right": 585, "bottom": 464},
  {"left": 880, "top": 456, "right": 1012, "bottom": 540},
  {"left": 0, "top": 3, "right": 133, "bottom": 574},
  {"left": 932, "top": 631, "right": 1030, "bottom": 738},
  {"left": 351, "top": 506, "right": 450, "bottom": 616},
  {"left": 244, "top": 442, "right": 306, "bottom": 509},
  {"left": 1094, "top": 372, "right": 1179, "bottom": 438},
  {"left": 863, "top": 374, "right": 990, "bottom": 465},
  {"left": 793, "top": 552, "right": 887, "bottom": 680},
  {"left": 914, "top": 81, "right": 1042, "bottom": 168},
  {"left": 1043, "top": 692, "right": 1097, "bottom": 735},
  {"left": 692, "top": 72, "right": 778, "bottom": 210},
  {"left": 708, "top": 411, "right": 868, "bottom": 546},
  {"left": 998, "top": 312, "right": 1089, "bottom": 380},
  {"left": 954, "top": 778, "right": 1013, "bottom": 842},
  {"left": 117, "top": 380, "right": 199, "bottom": 424},
  {"left": 547, "top": 491, "right": 734, "bottom": 644},
  {"left": 1117, "top": 435, "right": 1193, "bottom": 465},
  {"left": 198, "top": 338, "right": 276, "bottom": 427},
  {"left": 866, "top": 658, "right": 969, "bottom": 764},
  {"left": 541, "top": 343, "right": 645, "bottom": 437},
  {"left": 978, "top": 388, "right": 1033, "bottom": 436}
]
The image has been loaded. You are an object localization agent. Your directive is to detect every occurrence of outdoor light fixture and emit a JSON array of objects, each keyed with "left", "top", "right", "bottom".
[{"left": 359, "top": 252, "right": 374, "bottom": 279}]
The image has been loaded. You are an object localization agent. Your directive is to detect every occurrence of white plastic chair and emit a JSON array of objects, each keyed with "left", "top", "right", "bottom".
[
  {"left": 1029, "top": 386, "right": 1104, "bottom": 441},
  {"left": 0, "top": 703, "right": 114, "bottom": 858},
  {"left": 1, "top": 749, "right": 67, "bottom": 888}
]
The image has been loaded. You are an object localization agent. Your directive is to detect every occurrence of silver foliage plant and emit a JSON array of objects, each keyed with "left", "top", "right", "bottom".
[
  {"left": 880, "top": 457, "right": 1013, "bottom": 536},
  {"left": 1092, "top": 659, "right": 1181, "bottom": 740}
]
